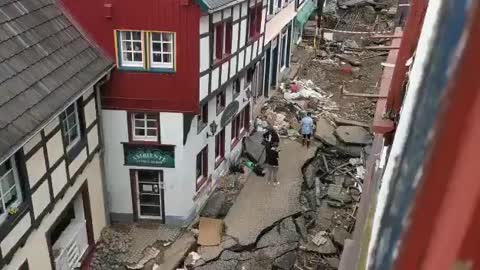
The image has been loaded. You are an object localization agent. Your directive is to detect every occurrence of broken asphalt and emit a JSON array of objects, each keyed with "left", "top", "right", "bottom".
[{"left": 224, "top": 140, "right": 315, "bottom": 247}]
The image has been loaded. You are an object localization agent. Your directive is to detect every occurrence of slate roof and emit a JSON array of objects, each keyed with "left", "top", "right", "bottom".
[
  {"left": 0, "top": 0, "right": 114, "bottom": 161},
  {"left": 196, "top": 0, "right": 239, "bottom": 12}
]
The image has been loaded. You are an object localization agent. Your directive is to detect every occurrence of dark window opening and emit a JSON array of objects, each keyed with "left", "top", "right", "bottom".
[{"left": 50, "top": 204, "right": 75, "bottom": 246}]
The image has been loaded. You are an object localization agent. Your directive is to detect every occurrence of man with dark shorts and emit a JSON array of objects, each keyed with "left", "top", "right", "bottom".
[{"left": 301, "top": 112, "right": 314, "bottom": 148}]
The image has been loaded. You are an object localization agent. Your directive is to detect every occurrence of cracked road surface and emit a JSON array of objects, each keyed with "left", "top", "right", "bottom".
[{"left": 224, "top": 139, "right": 315, "bottom": 246}]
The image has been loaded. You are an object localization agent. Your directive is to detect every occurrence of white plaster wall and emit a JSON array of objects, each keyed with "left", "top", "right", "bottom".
[
  {"left": 213, "top": 11, "right": 222, "bottom": 23},
  {"left": 233, "top": 4, "right": 240, "bottom": 20},
  {"left": 102, "top": 110, "right": 194, "bottom": 219},
  {"left": 0, "top": 215, "right": 31, "bottom": 256},
  {"left": 211, "top": 67, "right": 220, "bottom": 91},
  {"left": 46, "top": 132, "right": 63, "bottom": 166},
  {"left": 84, "top": 99, "right": 97, "bottom": 128},
  {"left": 51, "top": 161, "right": 68, "bottom": 197},
  {"left": 22, "top": 132, "right": 41, "bottom": 154},
  {"left": 230, "top": 56, "right": 237, "bottom": 79},
  {"left": 4, "top": 155, "right": 105, "bottom": 270},
  {"left": 239, "top": 19, "right": 247, "bottom": 48},
  {"left": 221, "top": 62, "right": 229, "bottom": 85},
  {"left": 200, "top": 15, "right": 209, "bottom": 34},
  {"left": 241, "top": 2, "right": 248, "bottom": 16},
  {"left": 102, "top": 110, "right": 133, "bottom": 214},
  {"left": 246, "top": 45, "right": 252, "bottom": 66},
  {"left": 264, "top": 0, "right": 296, "bottom": 44},
  {"left": 43, "top": 118, "right": 59, "bottom": 136},
  {"left": 200, "top": 75, "right": 209, "bottom": 100},
  {"left": 223, "top": 8, "right": 232, "bottom": 19},
  {"left": 31, "top": 180, "right": 50, "bottom": 218},
  {"left": 232, "top": 23, "right": 240, "bottom": 52},
  {"left": 68, "top": 148, "right": 87, "bottom": 176},
  {"left": 87, "top": 125, "right": 99, "bottom": 152},
  {"left": 238, "top": 50, "right": 245, "bottom": 70},
  {"left": 26, "top": 149, "right": 46, "bottom": 188},
  {"left": 200, "top": 37, "right": 210, "bottom": 73},
  {"left": 86, "top": 157, "right": 107, "bottom": 241}
]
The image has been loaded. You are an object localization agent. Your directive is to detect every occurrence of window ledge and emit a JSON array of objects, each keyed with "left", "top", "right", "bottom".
[
  {"left": 248, "top": 34, "right": 261, "bottom": 45},
  {"left": 213, "top": 54, "right": 232, "bottom": 68},
  {"left": 231, "top": 138, "right": 240, "bottom": 149},
  {"left": 0, "top": 203, "right": 29, "bottom": 240},
  {"left": 215, "top": 157, "right": 225, "bottom": 169},
  {"left": 193, "top": 176, "right": 211, "bottom": 201},
  {"left": 195, "top": 176, "right": 208, "bottom": 193},
  {"left": 197, "top": 123, "right": 208, "bottom": 134},
  {"left": 150, "top": 67, "right": 176, "bottom": 74},
  {"left": 66, "top": 139, "right": 87, "bottom": 163},
  {"left": 216, "top": 107, "right": 225, "bottom": 116}
]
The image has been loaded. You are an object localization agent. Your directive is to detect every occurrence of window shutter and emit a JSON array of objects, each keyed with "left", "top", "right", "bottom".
[
  {"left": 215, "top": 24, "right": 224, "bottom": 59},
  {"left": 225, "top": 22, "right": 232, "bottom": 54}
]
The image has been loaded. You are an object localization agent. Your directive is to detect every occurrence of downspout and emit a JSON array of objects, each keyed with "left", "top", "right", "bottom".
[{"left": 94, "top": 71, "right": 112, "bottom": 225}]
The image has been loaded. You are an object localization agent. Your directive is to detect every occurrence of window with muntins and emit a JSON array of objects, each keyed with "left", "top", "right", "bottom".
[
  {"left": 198, "top": 103, "right": 209, "bottom": 132},
  {"left": 196, "top": 147, "right": 208, "bottom": 191},
  {"left": 117, "top": 30, "right": 175, "bottom": 72},
  {"left": 214, "top": 22, "right": 233, "bottom": 61},
  {"left": 131, "top": 113, "right": 159, "bottom": 142},
  {"left": 215, "top": 129, "right": 225, "bottom": 163},
  {"left": 119, "top": 31, "right": 144, "bottom": 67},
  {"left": 269, "top": 0, "right": 275, "bottom": 15},
  {"left": 60, "top": 103, "right": 81, "bottom": 150},
  {"left": 216, "top": 91, "right": 226, "bottom": 114},
  {"left": 150, "top": 32, "right": 174, "bottom": 69},
  {"left": 233, "top": 78, "right": 241, "bottom": 98},
  {"left": 0, "top": 157, "right": 23, "bottom": 223}
]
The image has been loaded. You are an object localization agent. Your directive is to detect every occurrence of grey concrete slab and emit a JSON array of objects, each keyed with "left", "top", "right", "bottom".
[
  {"left": 224, "top": 140, "right": 315, "bottom": 246},
  {"left": 335, "top": 126, "right": 373, "bottom": 145},
  {"left": 315, "top": 116, "right": 338, "bottom": 146}
]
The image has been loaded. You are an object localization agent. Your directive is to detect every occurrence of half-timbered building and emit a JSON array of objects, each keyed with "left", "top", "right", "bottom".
[
  {"left": 0, "top": 0, "right": 114, "bottom": 269},
  {"left": 60, "top": 0, "right": 267, "bottom": 225}
]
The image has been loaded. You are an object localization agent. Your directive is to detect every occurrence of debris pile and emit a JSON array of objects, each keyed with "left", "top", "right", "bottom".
[{"left": 90, "top": 228, "right": 132, "bottom": 270}]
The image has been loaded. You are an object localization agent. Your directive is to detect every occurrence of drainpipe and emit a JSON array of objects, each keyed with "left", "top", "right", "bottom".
[{"left": 94, "top": 71, "right": 112, "bottom": 226}]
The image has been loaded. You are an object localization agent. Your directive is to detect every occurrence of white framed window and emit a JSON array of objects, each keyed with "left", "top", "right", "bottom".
[
  {"left": 131, "top": 113, "right": 159, "bottom": 142},
  {"left": 0, "top": 157, "right": 23, "bottom": 223},
  {"left": 150, "top": 32, "right": 174, "bottom": 69},
  {"left": 60, "top": 103, "right": 81, "bottom": 150},
  {"left": 119, "top": 31, "right": 144, "bottom": 67}
]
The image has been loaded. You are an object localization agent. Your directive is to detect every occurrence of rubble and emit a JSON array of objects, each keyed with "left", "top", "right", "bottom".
[{"left": 335, "top": 126, "right": 373, "bottom": 145}]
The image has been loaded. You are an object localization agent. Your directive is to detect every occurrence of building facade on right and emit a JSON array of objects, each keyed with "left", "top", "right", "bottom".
[{"left": 340, "top": 0, "right": 480, "bottom": 269}]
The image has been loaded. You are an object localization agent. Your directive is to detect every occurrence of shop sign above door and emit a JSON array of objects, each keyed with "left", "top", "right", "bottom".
[{"left": 124, "top": 144, "right": 175, "bottom": 168}]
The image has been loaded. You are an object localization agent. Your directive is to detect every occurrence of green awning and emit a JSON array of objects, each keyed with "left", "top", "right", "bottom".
[{"left": 296, "top": 0, "right": 317, "bottom": 29}]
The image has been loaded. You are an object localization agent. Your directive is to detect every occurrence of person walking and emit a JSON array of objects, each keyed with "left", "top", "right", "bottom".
[
  {"left": 264, "top": 146, "right": 280, "bottom": 185},
  {"left": 301, "top": 112, "right": 315, "bottom": 148}
]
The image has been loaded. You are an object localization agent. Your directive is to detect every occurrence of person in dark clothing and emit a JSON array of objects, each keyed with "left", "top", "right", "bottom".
[
  {"left": 264, "top": 146, "right": 280, "bottom": 185},
  {"left": 263, "top": 126, "right": 280, "bottom": 148}
]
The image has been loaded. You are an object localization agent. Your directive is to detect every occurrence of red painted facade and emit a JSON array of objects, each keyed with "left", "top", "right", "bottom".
[{"left": 60, "top": 0, "right": 203, "bottom": 113}]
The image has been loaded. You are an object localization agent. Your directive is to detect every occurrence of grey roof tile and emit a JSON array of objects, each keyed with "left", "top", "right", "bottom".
[
  {"left": 0, "top": 0, "right": 113, "bottom": 160},
  {"left": 200, "top": 0, "right": 237, "bottom": 11}
]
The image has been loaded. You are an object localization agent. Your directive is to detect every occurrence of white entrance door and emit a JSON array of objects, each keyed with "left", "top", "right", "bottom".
[{"left": 135, "top": 170, "right": 163, "bottom": 220}]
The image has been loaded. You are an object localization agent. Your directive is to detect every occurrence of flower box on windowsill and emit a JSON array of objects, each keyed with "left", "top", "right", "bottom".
[{"left": 0, "top": 203, "right": 29, "bottom": 238}]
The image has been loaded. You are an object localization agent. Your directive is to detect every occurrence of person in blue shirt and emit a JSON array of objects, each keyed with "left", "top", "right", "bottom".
[{"left": 300, "top": 112, "right": 315, "bottom": 148}]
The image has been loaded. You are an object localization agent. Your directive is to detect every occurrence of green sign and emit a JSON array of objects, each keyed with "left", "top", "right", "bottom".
[
  {"left": 124, "top": 145, "right": 175, "bottom": 168},
  {"left": 220, "top": 100, "right": 240, "bottom": 127}
]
